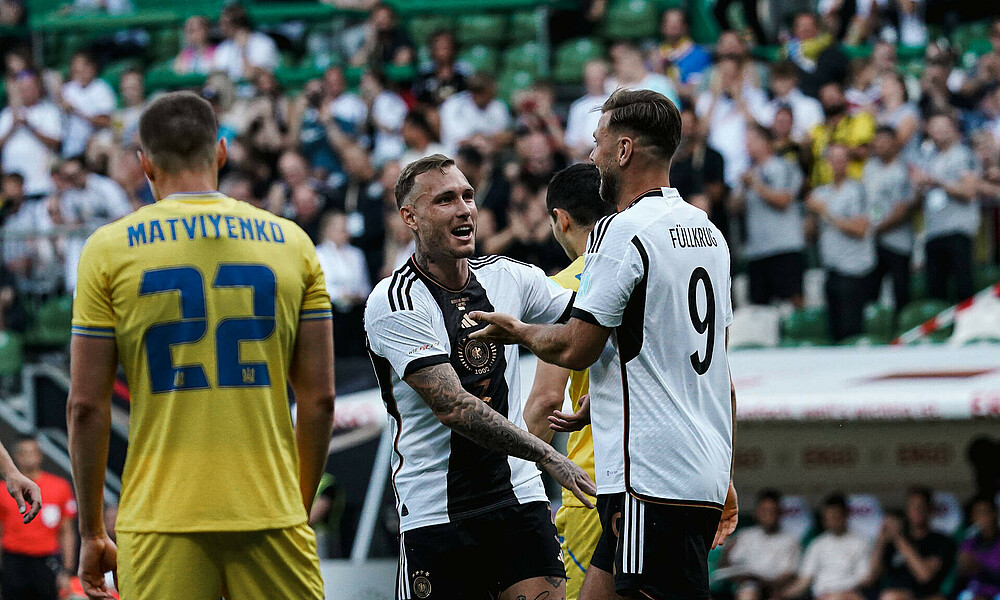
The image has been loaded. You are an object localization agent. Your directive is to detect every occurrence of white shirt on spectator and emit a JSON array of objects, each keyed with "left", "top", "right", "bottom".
[
  {"left": 370, "top": 90, "right": 409, "bottom": 167},
  {"left": 61, "top": 78, "right": 117, "bottom": 158},
  {"left": 329, "top": 93, "right": 368, "bottom": 134},
  {"left": 727, "top": 526, "right": 802, "bottom": 580},
  {"left": 213, "top": 33, "right": 280, "bottom": 81},
  {"left": 59, "top": 174, "right": 132, "bottom": 291},
  {"left": 605, "top": 73, "right": 680, "bottom": 107},
  {"left": 696, "top": 85, "right": 768, "bottom": 187},
  {"left": 439, "top": 91, "right": 511, "bottom": 154},
  {"left": 315, "top": 240, "right": 371, "bottom": 311},
  {"left": 755, "top": 88, "right": 823, "bottom": 141},
  {"left": 798, "top": 531, "right": 871, "bottom": 597},
  {"left": 0, "top": 102, "right": 62, "bottom": 196},
  {"left": 564, "top": 92, "right": 609, "bottom": 157}
]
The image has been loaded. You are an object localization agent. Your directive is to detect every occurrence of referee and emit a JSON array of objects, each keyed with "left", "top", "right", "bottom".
[{"left": 472, "top": 89, "right": 738, "bottom": 600}]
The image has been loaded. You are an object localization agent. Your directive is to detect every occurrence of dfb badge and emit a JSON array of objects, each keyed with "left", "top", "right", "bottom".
[{"left": 412, "top": 571, "right": 432, "bottom": 599}]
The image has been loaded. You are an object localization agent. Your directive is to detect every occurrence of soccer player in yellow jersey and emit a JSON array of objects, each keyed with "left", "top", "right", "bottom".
[
  {"left": 524, "top": 164, "right": 614, "bottom": 600},
  {"left": 66, "top": 92, "right": 336, "bottom": 600}
]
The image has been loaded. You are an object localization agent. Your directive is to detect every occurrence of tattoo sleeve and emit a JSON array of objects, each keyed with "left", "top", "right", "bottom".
[{"left": 405, "top": 363, "right": 552, "bottom": 464}]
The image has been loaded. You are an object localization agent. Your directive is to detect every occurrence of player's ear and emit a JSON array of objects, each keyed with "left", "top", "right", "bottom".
[
  {"left": 216, "top": 138, "right": 228, "bottom": 171},
  {"left": 399, "top": 204, "right": 418, "bottom": 231},
  {"left": 553, "top": 208, "right": 571, "bottom": 234},
  {"left": 138, "top": 150, "right": 154, "bottom": 182},
  {"left": 619, "top": 136, "right": 633, "bottom": 168}
]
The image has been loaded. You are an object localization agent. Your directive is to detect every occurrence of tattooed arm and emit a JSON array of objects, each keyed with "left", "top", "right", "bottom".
[{"left": 404, "top": 362, "right": 597, "bottom": 507}]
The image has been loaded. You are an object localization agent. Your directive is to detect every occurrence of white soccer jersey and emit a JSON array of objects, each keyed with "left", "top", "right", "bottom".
[
  {"left": 574, "top": 187, "right": 734, "bottom": 507},
  {"left": 365, "top": 255, "right": 574, "bottom": 532}
]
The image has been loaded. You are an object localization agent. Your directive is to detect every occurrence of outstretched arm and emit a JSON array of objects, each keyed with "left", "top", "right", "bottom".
[
  {"left": 524, "top": 360, "right": 570, "bottom": 442},
  {"left": 404, "top": 362, "right": 596, "bottom": 506},
  {"left": 469, "top": 314, "right": 611, "bottom": 371}
]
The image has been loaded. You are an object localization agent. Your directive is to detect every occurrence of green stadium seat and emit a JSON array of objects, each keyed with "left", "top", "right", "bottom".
[
  {"left": 502, "top": 41, "right": 544, "bottom": 76},
  {"left": 458, "top": 45, "right": 500, "bottom": 75},
  {"left": 909, "top": 270, "right": 927, "bottom": 302},
  {"left": 897, "top": 299, "right": 949, "bottom": 336},
  {"left": 552, "top": 37, "right": 604, "bottom": 84},
  {"left": 145, "top": 67, "right": 208, "bottom": 93},
  {"left": 974, "top": 265, "right": 1000, "bottom": 292},
  {"left": 0, "top": 332, "right": 23, "bottom": 378},
  {"left": 407, "top": 15, "right": 453, "bottom": 47},
  {"left": 246, "top": 2, "right": 342, "bottom": 26},
  {"left": 508, "top": 10, "right": 542, "bottom": 43},
  {"left": 24, "top": 296, "right": 73, "bottom": 348},
  {"left": 780, "top": 307, "right": 831, "bottom": 345},
  {"left": 456, "top": 14, "right": 507, "bottom": 47},
  {"left": 601, "top": 0, "right": 660, "bottom": 40},
  {"left": 862, "top": 304, "right": 894, "bottom": 342},
  {"left": 688, "top": 0, "right": 719, "bottom": 44},
  {"left": 150, "top": 28, "right": 182, "bottom": 64},
  {"left": 497, "top": 68, "right": 534, "bottom": 104},
  {"left": 842, "top": 44, "right": 873, "bottom": 59}
]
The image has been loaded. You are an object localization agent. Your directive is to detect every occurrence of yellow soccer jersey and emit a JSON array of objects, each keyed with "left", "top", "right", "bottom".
[
  {"left": 549, "top": 256, "right": 596, "bottom": 508},
  {"left": 72, "top": 192, "right": 332, "bottom": 533}
]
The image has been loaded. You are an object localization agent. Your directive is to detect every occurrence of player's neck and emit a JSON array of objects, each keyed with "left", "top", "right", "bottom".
[
  {"left": 413, "top": 247, "right": 469, "bottom": 290},
  {"left": 152, "top": 171, "right": 219, "bottom": 201},
  {"left": 616, "top": 165, "right": 671, "bottom": 211}
]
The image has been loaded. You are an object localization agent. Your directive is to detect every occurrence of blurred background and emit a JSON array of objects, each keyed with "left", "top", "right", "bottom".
[{"left": 0, "top": 0, "right": 999, "bottom": 597}]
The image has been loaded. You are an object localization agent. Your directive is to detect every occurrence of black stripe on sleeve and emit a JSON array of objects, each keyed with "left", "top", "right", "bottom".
[
  {"left": 402, "top": 354, "right": 451, "bottom": 379},
  {"left": 387, "top": 270, "right": 400, "bottom": 312},
  {"left": 570, "top": 307, "right": 602, "bottom": 326},
  {"left": 556, "top": 292, "right": 576, "bottom": 324}
]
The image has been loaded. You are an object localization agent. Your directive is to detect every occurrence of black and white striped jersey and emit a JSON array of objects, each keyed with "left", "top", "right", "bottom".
[
  {"left": 573, "top": 187, "right": 734, "bottom": 508},
  {"left": 364, "top": 255, "right": 574, "bottom": 532}
]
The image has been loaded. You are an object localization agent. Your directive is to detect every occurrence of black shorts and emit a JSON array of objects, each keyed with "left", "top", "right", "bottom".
[
  {"left": 747, "top": 252, "right": 805, "bottom": 304},
  {"left": 398, "top": 501, "right": 564, "bottom": 599},
  {"left": 0, "top": 552, "right": 60, "bottom": 600},
  {"left": 590, "top": 493, "right": 721, "bottom": 600}
]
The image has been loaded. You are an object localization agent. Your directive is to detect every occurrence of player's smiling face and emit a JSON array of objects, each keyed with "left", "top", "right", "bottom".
[{"left": 404, "top": 165, "right": 478, "bottom": 260}]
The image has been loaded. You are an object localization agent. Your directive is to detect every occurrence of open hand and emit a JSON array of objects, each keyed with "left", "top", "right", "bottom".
[
  {"left": 538, "top": 451, "right": 597, "bottom": 509},
  {"left": 712, "top": 482, "right": 738, "bottom": 549},
  {"left": 468, "top": 311, "right": 525, "bottom": 345},
  {"left": 79, "top": 534, "right": 118, "bottom": 600},
  {"left": 5, "top": 469, "right": 41, "bottom": 524},
  {"left": 549, "top": 394, "right": 590, "bottom": 433}
]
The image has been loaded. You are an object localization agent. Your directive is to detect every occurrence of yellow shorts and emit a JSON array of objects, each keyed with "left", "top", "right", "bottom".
[
  {"left": 556, "top": 504, "right": 603, "bottom": 600},
  {"left": 117, "top": 522, "right": 324, "bottom": 600}
]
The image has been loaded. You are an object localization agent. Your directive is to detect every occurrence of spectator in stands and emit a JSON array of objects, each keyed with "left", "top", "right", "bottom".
[
  {"left": 564, "top": 60, "right": 609, "bottom": 163},
  {"left": 360, "top": 70, "right": 407, "bottom": 167},
  {"left": 713, "top": 0, "right": 766, "bottom": 44},
  {"left": 701, "top": 31, "right": 767, "bottom": 94},
  {"left": 219, "top": 172, "right": 261, "bottom": 207},
  {"left": 733, "top": 124, "right": 807, "bottom": 308},
  {"left": 864, "top": 487, "right": 956, "bottom": 600},
  {"left": 782, "top": 493, "right": 871, "bottom": 600},
  {"left": 412, "top": 30, "right": 468, "bottom": 108},
  {"left": 958, "top": 23, "right": 1000, "bottom": 104},
  {"left": 212, "top": 3, "right": 279, "bottom": 81},
  {"left": 0, "top": 171, "right": 54, "bottom": 288},
  {"left": 400, "top": 111, "right": 445, "bottom": 167},
  {"left": 912, "top": 113, "right": 981, "bottom": 302},
  {"left": 917, "top": 50, "right": 964, "bottom": 121},
  {"left": 672, "top": 106, "right": 728, "bottom": 235},
  {"left": 315, "top": 211, "right": 371, "bottom": 356},
  {"left": 266, "top": 150, "right": 342, "bottom": 219},
  {"left": 455, "top": 143, "right": 510, "bottom": 226},
  {"left": 113, "top": 68, "right": 145, "bottom": 147},
  {"left": 289, "top": 182, "right": 324, "bottom": 242},
  {"left": 0, "top": 436, "right": 77, "bottom": 600},
  {"left": 809, "top": 81, "right": 876, "bottom": 187},
  {"left": 722, "top": 489, "right": 802, "bottom": 600},
  {"left": 244, "top": 68, "right": 291, "bottom": 169},
  {"left": 349, "top": 3, "right": 414, "bottom": 69},
  {"left": 0, "top": 0, "right": 24, "bottom": 26},
  {"left": 846, "top": 58, "right": 881, "bottom": 115},
  {"left": 108, "top": 145, "right": 153, "bottom": 209},
  {"left": 287, "top": 78, "right": 343, "bottom": 183},
  {"left": 760, "top": 61, "right": 825, "bottom": 143},
  {"left": 773, "top": 105, "right": 813, "bottom": 175},
  {"left": 323, "top": 66, "right": 368, "bottom": 139},
  {"left": 606, "top": 41, "right": 679, "bottom": 107},
  {"left": 59, "top": 51, "right": 115, "bottom": 159},
  {"left": 173, "top": 15, "right": 216, "bottom": 75},
  {"left": 439, "top": 73, "right": 511, "bottom": 155},
  {"left": 0, "top": 70, "right": 61, "bottom": 198},
  {"left": 513, "top": 80, "right": 566, "bottom": 157},
  {"left": 696, "top": 55, "right": 768, "bottom": 188},
  {"left": 808, "top": 144, "right": 874, "bottom": 342},
  {"left": 653, "top": 8, "right": 712, "bottom": 101},
  {"left": 876, "top": 72, "right": 921, "bottom": 159},
  {"left": 864, "top": 125, "right": 914, "bottom": 312},
  {"left": 784, "top": 12, "right": 850, "bottom": 98},
  {"left": 481, "top": 177, "right": 563, "bottom": 273},
  {"left": 957, "top": 497, "right": 1000, "bottom": 600}
]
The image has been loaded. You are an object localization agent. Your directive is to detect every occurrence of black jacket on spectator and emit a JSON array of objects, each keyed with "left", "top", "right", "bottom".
[{"left": 879, "top": 529, "right": 955, "bottom": 597}]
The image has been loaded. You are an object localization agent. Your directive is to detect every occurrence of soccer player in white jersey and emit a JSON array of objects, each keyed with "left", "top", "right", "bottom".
[
  {"left": 471, "top": 89, "right": 739, "bottom": 600},
  {"left": 364, "top": 154, "right": 596, "bottom": 600}
]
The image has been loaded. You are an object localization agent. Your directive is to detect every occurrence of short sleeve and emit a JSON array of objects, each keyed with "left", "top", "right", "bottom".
[
  {"left": 35, "top": 105, "right": 62, "bottom": 139},
  {"left": 573, "top": 224, "right": 645, "bottom": 328},
  {"left": 798, "top": 540, "right": 821, "bottom": 579},
  {"left": 518, "top": 263, "right": 575, "bottom": 325},
  {"left": 299, "top": 231, "right": 333, "bottom": 322},
  {"left": 71, "top": 231, "right": 116, "bottom": 339},
  {"left": 366, "top": 307, "right": 449, "bottom": 379}
]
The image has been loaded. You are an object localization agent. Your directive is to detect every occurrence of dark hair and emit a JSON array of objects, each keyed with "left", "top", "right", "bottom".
[
  {"left": 456, "top": 145, "right": 484, "bottom": 168},
  {"left": 907, "top": 486, "right": 933, "bottom": 506},
  {"left": 221, "top": 3, "right": 252, "bottom": 30},
  {"left": 969, "top": 495, "right": 998, "bottom": 514},
  {"left": 823, "top": 493, "right": 848, "bottom": 512},
  {"left": 601, "top": 88, "right": 682, "bottom": 161},
  {"left": 430, "top": 29, "right": 455, "bottom": 45},
  {"left": 467, "top": 73, "right": 494, "bottom": 93},
  {"left": 757, "top": 489, "right": 782, "bottom": 505},
  {"left": 71, "top": 50, "right": 97, "bottom": 69},
  {"left": 1, "top": 171, "right": 25, "bottom": 186},
  {"left": 395, "top": 154, "right": 455, "bottom": 208},
  {"left": 138, "top": 91, "right": 219, "bottom": 173},
  {"left": 546, "top": 164, "right": 614, "bottom": 227},
  {"left": 404, "top": 111, "right": 435, "bottom": 139},
  {"left": 874, "top": 124, "right": 897, "bottom": 137},
  {"left": 770, "top": 61, "right": 799, "bottom": 80}
]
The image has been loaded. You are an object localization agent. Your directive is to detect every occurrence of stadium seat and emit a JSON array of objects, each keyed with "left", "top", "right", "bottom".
[
  {"left": 0, "top": 331, "right": 24, "bottom": 378},
  {"left": 497, "top": 68, "right": 535, "bottom": 104},
  {"left": 24, "top": 296, "right": 73, "bottom": 348},
  {"left": 847, "top": 494, "right": 883, "bottom": 539},
  {"left": 780, "top": 307, "right": 830, "bottom": 344},
  {"left": 407, "top": 15, "right": 453, "bottom": 47},
  {"left": 600, "top": 0, "right": 660, "bottom": 40},
  {"left": 779, "top": 495, "right": 813, "bottom": 542},
  {"left": 552, "top": 37, "right": 604, "bottom": 84},
  {"left": 508, "top": 11, "right": 542, "bottom": 44},
  {"left": 150, "top": 28, "right": 182, "bottom": 64},
  {"left": 502, "top": 41, "right": 544, "bottom": 76},
  {"left": 457, "top": 45, "right": 500, "bottom": 75},
  {"left": 932, "top": 492, "right": 964, "bottom": 536},
  {"left": 862, "top": 303, "right": 894, "bottom": 342},
  {"left": 456, "top": 14, "right": 508, "bottom": 47},
  {"left": 897, "top": 299, "right": 949, "bottom": 336}
]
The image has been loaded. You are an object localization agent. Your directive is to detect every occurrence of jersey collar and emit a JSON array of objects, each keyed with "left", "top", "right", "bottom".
[
  {"left": 626, "top": 187, "right": 683, "bottom": 210},
  {"left": 162, "top": 191, "right": 227, "bottom": 203}
]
